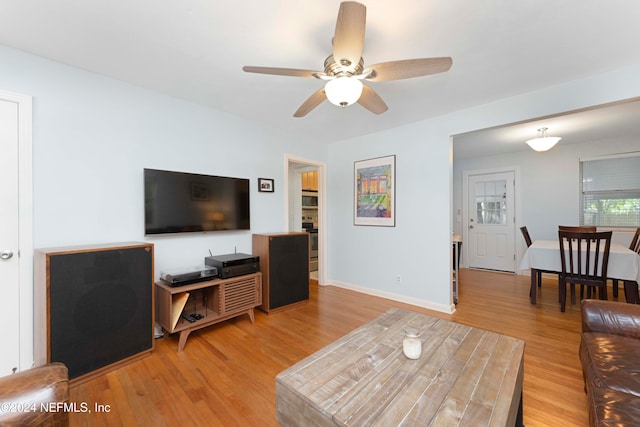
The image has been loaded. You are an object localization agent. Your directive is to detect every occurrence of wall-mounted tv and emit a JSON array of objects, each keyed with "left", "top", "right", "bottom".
[{"left": 144, "top": 168, "right": 250, "bottom": 235}]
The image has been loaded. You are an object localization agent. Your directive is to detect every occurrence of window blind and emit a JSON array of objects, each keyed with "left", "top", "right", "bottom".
[{"left": 581, "top": 153, "right": 640, "bottom": 227}]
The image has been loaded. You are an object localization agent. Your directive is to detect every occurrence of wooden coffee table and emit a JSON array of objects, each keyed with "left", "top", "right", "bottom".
[{"left": 276, "top": 308, "right": 525, "bottom": 426}]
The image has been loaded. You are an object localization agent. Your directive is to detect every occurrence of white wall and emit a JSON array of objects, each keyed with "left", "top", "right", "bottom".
[
  {"left": 328, "top": 64, "right": 640, "bottom": 313},
  {"left": 0, "top": 45, "right": 327, "bottom": 277},
  {"left": 453, "top": 137, "right": 640, "bottom": 269},
  {"left": 3, "top": 44, "right": 640, "bottom": 316},
  {"left": 327, "top": 123, "right": 453, "bottom": 313}
]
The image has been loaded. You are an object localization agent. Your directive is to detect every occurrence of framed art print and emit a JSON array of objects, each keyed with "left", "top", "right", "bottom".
[
  {"left": 354, "top": 155, "right": 395, "bottom": 226},
  {"left": 258, "top": 178, "right": 274, "bottom": 192}
]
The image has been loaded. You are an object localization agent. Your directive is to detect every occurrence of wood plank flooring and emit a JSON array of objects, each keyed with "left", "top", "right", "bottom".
[{"left": 69, "top": 269, "right": 605, "bottom": 426}]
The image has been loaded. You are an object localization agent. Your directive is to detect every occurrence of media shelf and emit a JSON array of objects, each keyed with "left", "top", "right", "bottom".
[{"left": 155, "top": 272, "right": 262, "bottom": 351}]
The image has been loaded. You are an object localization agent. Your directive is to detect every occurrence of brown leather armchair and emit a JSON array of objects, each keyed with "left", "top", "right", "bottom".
[
  {"left": 580, "top": 300, "right": 640, "bottom": 426},
  {"left": 0, "top": 362, "right": 69, "bottom": 426}
]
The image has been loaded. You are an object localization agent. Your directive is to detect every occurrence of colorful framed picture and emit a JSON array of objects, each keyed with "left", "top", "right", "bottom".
[
  {"left": 258, "top": 178, "right": 274, "bottom": 192},
  {"left": 354, "top": 155, "right": 395, "bottom": 226}
]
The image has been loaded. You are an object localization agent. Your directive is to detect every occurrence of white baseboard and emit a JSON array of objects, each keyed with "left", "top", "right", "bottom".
[{"left": 324, "top": 280, "right": 455, "bottom": 315}]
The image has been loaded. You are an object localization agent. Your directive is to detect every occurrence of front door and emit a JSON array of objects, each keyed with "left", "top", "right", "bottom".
[
  {"left": 467, "top": 171, "right": 516, "bottom": 272},
  {"left": 0, "top": 97, "right": 20, "bottom": 375}
]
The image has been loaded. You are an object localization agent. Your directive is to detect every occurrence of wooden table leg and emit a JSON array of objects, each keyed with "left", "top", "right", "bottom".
[
  {"left": 178, "top": 330, "right": 192, "bottom": 352},
  {"left": 530, "top": 269, "right": 537, "bottom": 304},
  {"left": 515, "top": 391, "right": 524, "bottom": 427}
]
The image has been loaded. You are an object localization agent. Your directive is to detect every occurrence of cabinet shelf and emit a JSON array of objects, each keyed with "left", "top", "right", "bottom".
[{"left": 155, "top": 272, "right": 262, "bottom": 351}]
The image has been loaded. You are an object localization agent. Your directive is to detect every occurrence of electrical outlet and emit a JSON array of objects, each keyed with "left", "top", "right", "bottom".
[{"left": 396, "top": 275, "right": 402, "bottom": 284}]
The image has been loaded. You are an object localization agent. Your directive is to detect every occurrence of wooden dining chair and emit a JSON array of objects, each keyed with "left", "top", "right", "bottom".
[
  {"left": 520, "top": 226, "right": 558, "bottom": 290},
  {"left": 559, "top": 226, "right": 599, "bottom": 293},
  {"left": 612, "top": 227, "right": 640, "bottom": 300},
  {"left": 520, "top": 226, "right": 533, "bottom": 247},
  {"left": 558, "top": 225, "right": 597, "bottom": 232},
  {"left": 631, "top": 227, "right": 640, "bottom": 253},
  {"left": 558, "top": 230, "right": 612, "bottom": 312}
]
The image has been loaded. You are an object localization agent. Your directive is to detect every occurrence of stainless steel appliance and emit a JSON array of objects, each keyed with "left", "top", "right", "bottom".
[
  {"left": 302, "top": 222, "right": 318, "bottom": 271},
  {"left": 302, "top": 191, "right": 318, "bottom": 208}
]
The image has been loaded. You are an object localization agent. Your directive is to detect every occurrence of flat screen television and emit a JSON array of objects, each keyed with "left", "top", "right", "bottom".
[{"left": 144, "top": 168, "right": 250, "bottom": 235}]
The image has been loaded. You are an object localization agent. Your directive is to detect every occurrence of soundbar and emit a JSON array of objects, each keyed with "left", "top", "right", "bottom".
[{"left": 205, "top": 252, "right": 260, "bottom": 279}]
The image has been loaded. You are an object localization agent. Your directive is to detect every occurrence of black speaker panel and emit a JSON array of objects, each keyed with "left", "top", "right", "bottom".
[
  {"left": 44, "top": 244, "right": 153, "bottom": 380},
  {"left": 268, "top": 234, "right": 310, "bottom": 309},
  {"left": 253, "top": 232, "right": 309, "bottom": 313}
]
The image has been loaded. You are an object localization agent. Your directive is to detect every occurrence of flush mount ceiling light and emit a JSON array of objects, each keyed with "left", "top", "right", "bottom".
[
  {"left": 324, "top": 77, "right": 364, "bottom": 107},
  {"left": 526, "top": 127, "right": 561, "bottom": 152}
]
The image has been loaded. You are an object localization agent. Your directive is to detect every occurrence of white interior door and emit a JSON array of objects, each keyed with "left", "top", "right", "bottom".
[
  {"left": 0, "top": 98, "right": 20, "bottom": 375},
  {"left": 467, "top": 171, "right": 516, "bottom": 272}
]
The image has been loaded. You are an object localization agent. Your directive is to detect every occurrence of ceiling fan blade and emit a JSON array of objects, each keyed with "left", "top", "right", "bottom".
[
  {"left": 357, "top": 85, "right": 388, "bottom": 114},
  {"left": 333, "top": 1, "right": 366, "bottom": 69},
  {"left": 243, "top": 66, "right": 319, "bottom": 78},
  {"left": 365, "top": 57, "right": 453, "bottom": 82},
  {"left": 293, "top": 89, "right": 327, "bottom": 117}
]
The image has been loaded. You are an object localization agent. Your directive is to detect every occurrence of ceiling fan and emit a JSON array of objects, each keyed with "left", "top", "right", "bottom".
[{"left": 243, "top": 1, "right": 452, "bottom": 117}]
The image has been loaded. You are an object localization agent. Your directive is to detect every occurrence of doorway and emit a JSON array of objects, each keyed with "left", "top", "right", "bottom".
[
  {"left": 285, "top": 155, "right": 326, "bottom": 285},
  {"left": 463, "top": 168, "right": 517, "bottom": 272},
  {"left": 0, "top": 90, "right": 33, "bottom": 374}
]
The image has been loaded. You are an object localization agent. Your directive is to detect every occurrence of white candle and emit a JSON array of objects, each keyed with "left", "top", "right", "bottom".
[{"left": 403, "top": 329, "right": 422, "bottom": 359}]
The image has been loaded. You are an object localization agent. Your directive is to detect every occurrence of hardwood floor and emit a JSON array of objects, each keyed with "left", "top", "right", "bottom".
[{"left": 69, "top": 269, "right": 606, "bottom": 426}]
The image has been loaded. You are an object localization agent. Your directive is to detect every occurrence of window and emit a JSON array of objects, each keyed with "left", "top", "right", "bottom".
[
  {"left": 581, "top": 153, "right": 640, "bottom": 227},
  {"left": 475, "top": 180, "right": 507, "bottom": 225}
]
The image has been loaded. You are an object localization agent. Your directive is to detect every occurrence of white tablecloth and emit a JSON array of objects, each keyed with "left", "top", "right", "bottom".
[{"left": 519, "top": 240, "right": 640, "bottom": 284}]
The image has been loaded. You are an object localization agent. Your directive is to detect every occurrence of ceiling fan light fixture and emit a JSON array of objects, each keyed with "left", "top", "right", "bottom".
[
  {"left": 324, "top": 77, "right": 363, "bottom": 107},
  {"left": 526, "top": 127, "right": 561, "bottom": 152},
  {"left": 243, "top": 2, "right": 452, "bottom": 117}
]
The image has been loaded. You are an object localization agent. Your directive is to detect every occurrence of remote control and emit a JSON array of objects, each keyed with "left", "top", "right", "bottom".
[{"left": 181, "top": 313, "right": 197, "bottom": 323}]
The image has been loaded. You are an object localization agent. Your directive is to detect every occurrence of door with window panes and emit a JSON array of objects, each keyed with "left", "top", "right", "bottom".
[{"left": 468, "top": 171, "right": 516, "bottom": 272}]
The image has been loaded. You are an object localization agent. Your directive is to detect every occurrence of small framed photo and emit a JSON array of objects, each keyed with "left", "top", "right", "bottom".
[{"left": 258, "top": 178, "right": 274, "bottom": 193}]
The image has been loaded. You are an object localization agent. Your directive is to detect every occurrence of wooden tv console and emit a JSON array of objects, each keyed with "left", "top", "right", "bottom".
[{"left": 155, "top": 272, "right": 262, "bottom": 351}]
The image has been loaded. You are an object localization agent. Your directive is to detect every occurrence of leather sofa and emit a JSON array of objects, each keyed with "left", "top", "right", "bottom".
[
  {"left": 580, "top": 299, "right": 640, "bottom": 426},
  {"left": 0, "top": 362, "right": 69, "bottom": 426}
]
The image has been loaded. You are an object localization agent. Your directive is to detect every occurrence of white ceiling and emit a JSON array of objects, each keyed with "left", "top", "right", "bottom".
[
  {"left": 453, "top": 98, "right": 640, "bottom": 159},
  {"left": 2, "top": 0, "right": 640, "bottom": 151}
]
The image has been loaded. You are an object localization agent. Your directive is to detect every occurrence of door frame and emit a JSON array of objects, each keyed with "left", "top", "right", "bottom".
[
  {"left": 284, "top": 154, "right": 327, "bottom": 286},
  {"left": 462, "top": 166, "right": 521, "bottom": 270},
  {"left": 0, "top": 89, "right": 33, "bottom": 370}
]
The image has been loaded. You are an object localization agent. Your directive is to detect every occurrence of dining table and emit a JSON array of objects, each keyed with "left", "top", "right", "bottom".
[{"left": 519, "top": 240, "right": 640, "bottom": 304}]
